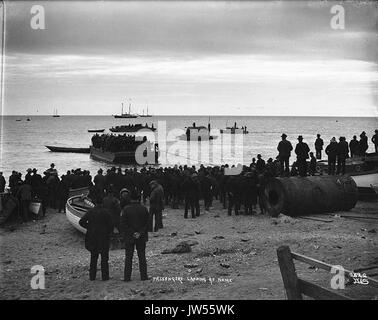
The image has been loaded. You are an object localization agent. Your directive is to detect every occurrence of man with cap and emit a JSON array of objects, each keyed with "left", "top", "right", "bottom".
[
  {"left": 277, "top": 133, "right": 293, "bottom": 175},
  {"left": 25, "top": 168, "right": 33, "bottom": 185},
  {"left": 337, "top": 137, "right": 349, "bottom": 175},
  {"left": 349, "top": 135, "right": 360, "bottom": 158},
  {"left": 295, "top": 135, "right": 310, "bottom": 177},
  {"left": 359, "top": 131, "right": 368, "bottom": 156},
  {"left": 325, "top": 137, "right": 338, "bottom": 175},
  {"left": 372, "top": 130, "right": 378, "bottom": 153},
  {"left": 0, "top": 172, "right": 5, "bottom": 193},
  {"left": 94, "top": 168, "right": 106, "bottom": 202},
  {"left": 79, "top": 198, "right": 113, "bottom": 281},
  {"left": 314, "top": 134, "right": 324, "bottom": 160},
  {"left": 148, "top": 180, "right": 164, "bottom": 232},
  {"left": 119, "top": 188, "right": 131, "bottom": 209},
  {"left": 120, "top": 188, "right": 149, "bottom": 281}
]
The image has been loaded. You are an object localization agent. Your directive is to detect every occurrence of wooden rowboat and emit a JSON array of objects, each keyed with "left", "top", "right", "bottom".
[
  {"left": 68, "top": 187, "right": 89, "bottom": 198},
  {"left": 45, "top": 145, "right": 90, "bottom": 153},
  {"left": 66, "top": 196, "right": 94, "bottom": 234}
]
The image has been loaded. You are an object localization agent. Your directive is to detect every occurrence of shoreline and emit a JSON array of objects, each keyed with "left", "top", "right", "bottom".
[{"left": 1, "top": 199, "right": 377, "bottom": 300}]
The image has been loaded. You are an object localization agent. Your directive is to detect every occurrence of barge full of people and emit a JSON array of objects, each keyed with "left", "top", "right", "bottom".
[{"left": 90, "top": 133, "right": 159, "bottom": 165}]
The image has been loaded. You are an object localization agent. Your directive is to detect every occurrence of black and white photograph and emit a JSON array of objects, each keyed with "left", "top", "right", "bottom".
[{"left": 0, "top": 0, "right": 377, "bottom": 305}]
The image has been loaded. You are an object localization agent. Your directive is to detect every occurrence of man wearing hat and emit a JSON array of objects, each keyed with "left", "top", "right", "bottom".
[
  {"left": 372, "top": 130, "right": 378, "bottom": 153},
  {"left": 148, "top": 180, "right": 164, "bottom": 232},
  {"left": 120, "top": 188, "right": 149, "bottom": 281},
  {"left": 25, "top": 168, "right": 33, "bottom": 185},
  {"left": 325, "top": 137, "right": 338, "bottom": 175},
  {"left": 359, "top": 131, "right": 368, "bottom": 156},
  {"left": 295, "top": 135, "right": 310, "bottom": 177},
  {"left": 277, "top": 133, "right": 293, "bottom": 175},
  {"left": 79, "top": 198, "right": 113, "bottom": 281},
  {"left": 314, "top": 134, "right": 324, "bottom": 160},
  {"left": 337, "top": 137, "right": 349, "bottom": 175}
]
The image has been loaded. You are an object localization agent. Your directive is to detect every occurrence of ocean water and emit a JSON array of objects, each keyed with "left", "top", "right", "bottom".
[{"left": 0, "top": 115, "right": 377, "bottom": 179}]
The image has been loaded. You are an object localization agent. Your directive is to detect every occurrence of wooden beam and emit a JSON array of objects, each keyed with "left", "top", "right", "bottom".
[
  {"left": 277, "top": 246, "right": 303, "bottom": 300},
  {"left": 298, "top": 279, "right": 352, "bottom": 300},
  {"left": 292, "top": 252, "right": 378, "bottom": 288}
]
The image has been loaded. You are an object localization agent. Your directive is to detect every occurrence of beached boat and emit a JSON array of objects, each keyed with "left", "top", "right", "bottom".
[
  {"left": 66, "top": 195, "right": 94, "bottom": 234},
  {"left": 69, "top": 187, "right": 89, "bottom": 198},
  {"left": 45, "top": 145, "right": 90, "bottom": 154},
  {"left": 87, "top": 129, "right": 105, "bottom": 133},
  {"left": 109, "top": 123, "right": 156, "bottom": 133},
  {"left": 349, "top": 170, "right": 378, "bottom": 195}
]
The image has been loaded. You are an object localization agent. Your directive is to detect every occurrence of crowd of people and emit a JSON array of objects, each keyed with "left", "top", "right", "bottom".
[
  {"left": 91, "top": 133, "right": 150, "bottom": 153},
  {"left": 1, "top": 129, "right": 377, "bottom": 281}
]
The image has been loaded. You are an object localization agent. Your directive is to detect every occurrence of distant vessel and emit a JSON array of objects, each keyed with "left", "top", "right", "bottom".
[
  {"left": 178, "top": 122, "right": 217, "bottom": 141},
  {"left": 53, "top": 108, "right": 60, "bottom": 117},
  {"left": 114, "top": 102, "right": 138, "bottom": 119},
  {"left": 109, "top": 123, "right": 156, "bottom": 133},
  {"left": 139, "top": 106, "right": 152, "bottom": 117},
  {"left": 26, "top": 118, "right": 31, "bottom": 121},
  {"left": 88, "top": 129, "right": 105, "bottom": 133},
  {"left": 220, "top": 122, "right": 248, "bottom": 134}
]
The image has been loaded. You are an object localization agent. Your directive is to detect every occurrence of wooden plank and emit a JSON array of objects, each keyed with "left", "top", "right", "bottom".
[
  {"left": 292, "top": 252, "right": 378, "bottom": 288},
  {"left": 276, "top": 246, "right": 303, "bottom": 300},
  {"left": 298, "top": 279, "right": 352, "bottom": 300},
  {"left": 298, "top": 216, "right": 333, "bottom": 223}
]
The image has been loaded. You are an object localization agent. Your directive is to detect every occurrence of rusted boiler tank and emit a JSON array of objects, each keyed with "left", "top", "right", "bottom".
[{"left": 264, "top": 176, "right": 358, "bottom": 217}]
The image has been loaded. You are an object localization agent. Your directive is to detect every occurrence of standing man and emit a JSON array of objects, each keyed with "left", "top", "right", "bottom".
[
  {"left": 0, "top": 172, "right": 5, "bottom": 193},
  {"left": 79, "top": 200, "right": 113, "bottom": 281},
  {"left": 337, "top": 137, "right": 349, "bottom": 175},
  {"left": 309, "top": 152, "right": 317, "bottom": 176},
  {"left": 93, "top": 169, "right": 106, "bottom": 203},
  {"left": 314, "top": 134, "right": 324, "bottom": 160},
  {"left": 325, "top": 137, "right": 338, "bottom": 175},
  {"left": 372, "top": 130, "right": 378, "bottom": 153},
  {"left": 120, "top": 189, "right": 149, "bottom": 282},
  {"left": 295, "top": 135, "right": 310, "bottom": 177},
  {"left": 149, "top": 180, "right": 164, "bottom": 232},
  {"left": 16, "top": 181, "right": 33, "bottom": 222},
  {"left": 349, "top": 135, "right": 359, "bottom": 158},
  {"left": 277, "top": 133, "right": 293, "bottom": 175},
  {"left": 359, "top": 131, "right": 368, "bottom": 156}
]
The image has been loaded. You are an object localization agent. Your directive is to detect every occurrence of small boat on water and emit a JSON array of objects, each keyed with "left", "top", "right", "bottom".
[
  {"left": 53, "top": 108, "right": 60, "bottom": 117},
  {"left": 220, "top": 122, "right": 248, "bottom": 134},
  {"left": 139, "top": 106, "right": 152, "bottom": 117},
  {"left": 66, "top": 195, "right": 94, "bottom": 234},
  {"left": 109, "top": 123, "right": 156, "bottom": 133},
  {"left": 178, "top": 122, "right": 217, "bottom": 141},
  {"left": 88, "top": 129, "right": 105, "bottom": 133},
  {"left": 45, "top": 145, "right": 90, "bottom": 154}
]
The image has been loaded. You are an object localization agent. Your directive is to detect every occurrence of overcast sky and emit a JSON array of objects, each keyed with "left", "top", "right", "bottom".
[{"left": 2, "top": 0, "right": 378, "bottom": 116}]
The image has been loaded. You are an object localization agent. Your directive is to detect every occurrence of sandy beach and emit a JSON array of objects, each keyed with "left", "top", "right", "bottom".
[{"left": 1, "top": 199, "right": 377, "bottom": 300}]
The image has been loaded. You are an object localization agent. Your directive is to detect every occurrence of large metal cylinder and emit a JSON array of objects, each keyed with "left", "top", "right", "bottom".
[{"left": 264, "top": 176, "right": 358, "bottom": 217}]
